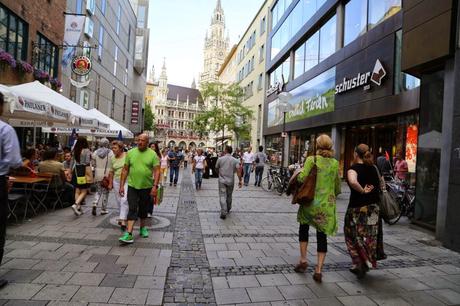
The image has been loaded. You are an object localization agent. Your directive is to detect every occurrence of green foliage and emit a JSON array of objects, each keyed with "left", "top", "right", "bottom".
[
  {"left": 144, "top": 103, "right": 155, "bottom": 131},
  {"left": 191, "top": 82, "right": 253, "bottom": 142}
]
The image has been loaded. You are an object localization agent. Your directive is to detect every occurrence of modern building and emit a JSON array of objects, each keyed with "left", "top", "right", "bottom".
[
  {"left": 400, "top": 0, "right": 460, "bottom": 251},
  {"left": 199, "top": 0, "right": 230, "bottom": 85},
  {"left": 148, "top": 61, "right": 207, "bottom": 149},
  {"left": 62, "top": 0, "right": 149, "bottom": 134},
  {"left": 0, "top": 0, "right": 65, "bottom": 146},
  {"left": 264, "top": 0, "right": 419, "bottom": 176},
  {"left": 218, "top": 0, "right": 271, "bottom": 149}
]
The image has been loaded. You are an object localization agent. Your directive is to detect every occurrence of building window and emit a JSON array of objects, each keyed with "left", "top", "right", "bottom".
[
  {"left": 86, "top": 0, "right": 96, "bottom": 15},
  {"left": 98, "top": 25, "right": 104, "bottom": 60},
  {"left": 111, "top": 87, "right": 115, "bottom": 118},
  {"left": 259, "top": 44, "right": 264, "bottom": 63},
  {"left": 319, "top": 15, "right": 336, "bottom": 62},
  {"left": 113, "top": 46, "right": 118, "bottom": 76},
  {"left": 0, "top": 5, "right": 28, "bottom": 61},
  {"left": 116, "top": 4, "right": 121, "bottom": 35},
  {"left": 123, "top": 95, "right": 127, "bottom": 121},
  {"left": 135, "top": 35, "right": 144, "bottom": 60},
  {"left": 260, "top": 16, "right": 266, "bottom": 35},
  {"left": 294, "top": 43, "right": 305, "bottom": 79},
  {"left": 258, "top": 73, "right": 263, "bottom": 90},
  {"left": 137, "top": 5, "right": 146, "bottom": 28},
  {"left": 344, "top": 0, "right": 368, "bottom": 46},
  {"left": 101, "top": 0, "right": 107, "bottom": 15},
  {"left": 76, "top": 0, "right": 83, "bottom": 14},
  {"left": 269, "top": 56, "right": 290, "bottom": 86},
  {"left": 394, "top": 30, "right": 420, "bottom": 93},
  {"left": 80, "top": 90, "right": 89, "bottom": 109},
  {"left": 35, "top": 33, "right": 58, "bottom": 78},
  {"left": 124, "top": 58, "right": 128, "bottom": 86},
  {"left": 368, "top": 0, "right": 401, "bottom": 30},
  {"left": 305, "top": 31, "right": 319, "bottom": 72},
  {"left": 127, "top": 24, "right": 131, "bottom": 52}
]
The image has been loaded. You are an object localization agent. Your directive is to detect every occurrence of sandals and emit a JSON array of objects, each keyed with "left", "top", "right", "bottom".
[
  {"left": 313, "top": 272, "right": 322, "bottom": 283},
  {"left": 294, "top": 262, "right": 308, "bottom": 273}
]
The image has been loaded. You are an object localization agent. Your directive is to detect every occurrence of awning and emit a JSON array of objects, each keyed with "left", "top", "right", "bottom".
[
  {"left": 9, "top": 81, "right": 101, "bottom": 128},
  {"left": 42, "top": 126, "right": 129, "bottom": 138},
  {"left": 88, "top": 108, "right": 134, "bottom": 139}
]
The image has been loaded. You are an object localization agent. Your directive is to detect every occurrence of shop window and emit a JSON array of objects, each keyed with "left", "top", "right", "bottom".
[
  {"left": 0, "top": 5, "right": 28, "bottom": 61},
  {"left": 394, "top": 30, "right": 420, "bottom": 93},
  {"left": 368, "top": 0, "right": 401, "bottom": 30},
  {"left": 319, "top": 15, "right": 336, "bottom": 62},
  {"left": 35, "top": 33, "right": 58, "bottom": 78},
  {"left": 294, "top": 42, "right": 305, "bottom": 79},
  {"left": 305, "top": 31, "right": 319, "bottom": 72},
  {"left": 344, "top": 0, "right": 368, "bottom": 46}
]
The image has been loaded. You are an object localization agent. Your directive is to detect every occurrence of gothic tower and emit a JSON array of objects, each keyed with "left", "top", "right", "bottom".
[
  {"left": 158, "top": 58, "right": 169, "bottom": 102},
  {"left": 199, "top": 0, "right": 230, "bottom": 86}
]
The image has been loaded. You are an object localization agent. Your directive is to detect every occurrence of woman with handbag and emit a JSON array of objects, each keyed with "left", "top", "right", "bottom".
[
  {"left": 295, "top": 135, "right": 341, "bottom": 283},
  {"left": 345, "top": 144, "right": 381, "bottom": 279},
  {"left": 71, "top": 137, "right": 92, "bottom": 216},
  {"left": 110, "top": 141, "right": 128, "bottom": 232},
  {"left": 91, "top": 138, "right": 113, "bottom": 216}
]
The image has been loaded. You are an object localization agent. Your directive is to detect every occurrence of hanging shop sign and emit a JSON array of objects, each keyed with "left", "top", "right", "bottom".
[
  {"left": 62, "top": 15, "right": 86, "bottom": 67},
  {"left": 335, "top": 59, "right": 387, "bottom": 94},
  {"left": 131, "top": 101, "right": 140, "bottom": 124},
  {"left": 72, "top": 55, "right": 92, "bottom": 76}
]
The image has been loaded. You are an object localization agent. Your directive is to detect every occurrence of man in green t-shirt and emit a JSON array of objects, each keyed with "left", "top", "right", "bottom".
[{"left": 118, "top": 133, "right": 160, "bottom": 244}]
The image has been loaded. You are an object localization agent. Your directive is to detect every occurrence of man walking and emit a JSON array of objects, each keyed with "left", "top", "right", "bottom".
[
  {"left": 91, "top": 138, "right": 113, "bottom": 215},
  {"left": 168, "top": 146, "right": 181, "bottom": 187},
  {"left": 0, "top": 92, "right": 23, "bottom": 288},
  {"left": 119, "top": 134, "right": 160, "bottom": 244},
  {"left": 242, "top": 146, "right": 254, "bottom": 186},
  {"left": 215, "top": 146, "right": 242, "bottom": 220},
  {"left": 254, "top": 146, "right": 267, "bottom": 187}
]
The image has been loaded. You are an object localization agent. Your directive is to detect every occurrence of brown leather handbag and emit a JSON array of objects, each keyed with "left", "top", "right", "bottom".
[{"left": 293, "top": 156, "right": 317, "bottom": 206}]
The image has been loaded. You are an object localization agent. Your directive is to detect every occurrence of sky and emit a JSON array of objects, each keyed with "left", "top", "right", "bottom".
[{"left": 147, "top": 0, "right": 265, "bottom": 87}]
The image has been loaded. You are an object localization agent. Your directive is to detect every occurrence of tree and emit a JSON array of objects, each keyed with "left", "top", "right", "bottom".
[
  {"left": 144, "top": 103, "right": 155, "bottom": 131},
  {"left": 192, "top": 82, "right": 253, "bottom": 148}
]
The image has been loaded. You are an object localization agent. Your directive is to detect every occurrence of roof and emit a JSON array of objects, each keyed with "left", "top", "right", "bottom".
[
  {"left": 218, "top": 44, "right": 238, "bottom": 77},
  {"left": 167, "top": 84, "right": 202, "bottom": 103}
]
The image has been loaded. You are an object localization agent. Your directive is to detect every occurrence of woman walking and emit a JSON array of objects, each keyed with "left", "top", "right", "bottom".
[
  {"left": 345, "top": 144, "right": 381, "bottom": 279},
  {"left": 160, "top": 149, "right": 168, "bottom": 185},
  {"left": 192, "top": 148, "right": 207, "bottom": 190},
  {"left": 71, "top": 137, "right": 92, "bottom": 216},
  {"left": 110, "top": 141, "right": 129, "bottom": 232},
  {"left": 295, "top": 135, "right": 341, "bottom": 283}
]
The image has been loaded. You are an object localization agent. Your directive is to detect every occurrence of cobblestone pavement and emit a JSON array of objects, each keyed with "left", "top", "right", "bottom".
[{"left": 1, "top": 168, "right": 460, "bottom": 305}]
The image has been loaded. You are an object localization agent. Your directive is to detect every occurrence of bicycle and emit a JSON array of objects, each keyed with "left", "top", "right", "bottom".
[
  {"left": 260, "top": 166, "right": 279, "bottom": 192},
  {"left": 385, "top": 179, "right": 415, "bottom": 225}
]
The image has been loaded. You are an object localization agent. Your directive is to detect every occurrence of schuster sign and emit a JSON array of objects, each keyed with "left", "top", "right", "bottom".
[{"left": 335, "top": 59, "right": 387, "bottom": 94}]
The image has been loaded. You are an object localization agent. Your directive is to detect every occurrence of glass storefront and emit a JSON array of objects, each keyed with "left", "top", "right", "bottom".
[
  {"left": 265, "top": 134, "right": 284, "bottom": 166},
  {"left": 289, "top": 129, "right": 331, "bottom": 166}
]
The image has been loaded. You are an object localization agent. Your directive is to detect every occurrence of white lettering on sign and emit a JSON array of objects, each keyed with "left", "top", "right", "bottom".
[{"left": 335, "top": 59, "right": 386, "bottom": 95}]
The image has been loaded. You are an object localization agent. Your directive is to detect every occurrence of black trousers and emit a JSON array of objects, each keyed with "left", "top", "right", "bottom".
[
  {"left": 127, "top": 187, "right": 150, "bottom": 221},
  {"left": 299, "top": 224, "right": 328, "bottom": 253},
  {"left": 0, "top": 176, "right": 8, "bottom": 266}
]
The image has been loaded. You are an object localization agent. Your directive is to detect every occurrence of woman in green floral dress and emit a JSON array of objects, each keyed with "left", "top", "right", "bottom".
[{"left": 295, "top": 134, "right": 341, "bottom": 282}]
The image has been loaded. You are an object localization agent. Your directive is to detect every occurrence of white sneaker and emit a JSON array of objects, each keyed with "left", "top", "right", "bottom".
[
  {"left": 147, "top": 213, "right": 152, "bottom": 218},
  {"left": 101, "top": 209, "right": 108, "bottom": 215},
  {"left": 72, "top": 204, "right": 82, "bottom": 216}
]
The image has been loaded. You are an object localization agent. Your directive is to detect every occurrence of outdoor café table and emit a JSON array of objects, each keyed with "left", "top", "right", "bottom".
[{"left": 9, "top": 176, "right": 51, "bottom": 221}]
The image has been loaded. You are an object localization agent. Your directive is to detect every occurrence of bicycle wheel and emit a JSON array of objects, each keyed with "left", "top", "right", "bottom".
[
  {"left": 260, "top": 177, "right": 273, "bottom": 192},
  {"left": 275, "top": 177, "right": 284, "bottom": 195}
]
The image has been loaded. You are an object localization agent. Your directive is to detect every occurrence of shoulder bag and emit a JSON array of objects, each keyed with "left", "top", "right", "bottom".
[
  {"left": 293, "top": 155, "right": 317, "bottom": 206},
  {"left": 100, "top": 156, "right": 110, "bottom": 189},
  {"left": 374, "top": 165, "right": 400, "bottom": 221}
]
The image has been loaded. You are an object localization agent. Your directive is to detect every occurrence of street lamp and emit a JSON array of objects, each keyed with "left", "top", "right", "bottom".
[{"left": 277, "top": 91, "right": 293, "bottom": 169}]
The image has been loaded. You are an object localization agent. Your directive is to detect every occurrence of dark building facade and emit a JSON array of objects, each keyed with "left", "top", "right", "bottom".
[{"left": 401, "top": 0, "right": 460, "bottom": 251}]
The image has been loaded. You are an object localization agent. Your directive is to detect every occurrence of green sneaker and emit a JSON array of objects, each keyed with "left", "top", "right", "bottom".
[
  {"left": 139, "top": 227, "right": 149, "bottom": 238},
  {"left": 119, "top": 232, "right": 134, "bottom": 244}
]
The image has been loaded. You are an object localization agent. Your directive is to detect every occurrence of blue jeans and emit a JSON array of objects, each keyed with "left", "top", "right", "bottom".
[
  {"left": 195, "top": 168, "right": 203, "bottom": 189},
  {"left": 254, "top": 166, "right": 264, "bottom": 186},
  {"left": 170, "top": 166, "right": 179, "bottom": 185},
  {"left": 243, "top": 163, "right": 252, "bottom": 185}
]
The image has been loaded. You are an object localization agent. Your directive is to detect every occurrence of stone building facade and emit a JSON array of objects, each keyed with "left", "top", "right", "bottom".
[{"left": 61, "top": 0, "right": 149, "bottom": 134}]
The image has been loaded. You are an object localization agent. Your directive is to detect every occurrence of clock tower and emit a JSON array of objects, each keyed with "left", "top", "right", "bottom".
[{"left": 200, "top": 0, "right": 230, "bottom": 86}]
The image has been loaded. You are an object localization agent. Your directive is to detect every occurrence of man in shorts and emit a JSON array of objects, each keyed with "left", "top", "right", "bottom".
[{"left": 119, "top": 134, "right": 160, "bottom": 244}]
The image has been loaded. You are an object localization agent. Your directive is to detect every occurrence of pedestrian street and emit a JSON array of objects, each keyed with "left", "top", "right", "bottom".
[{"left": 1, "top": 170, "right": 460, "bottom": 305}]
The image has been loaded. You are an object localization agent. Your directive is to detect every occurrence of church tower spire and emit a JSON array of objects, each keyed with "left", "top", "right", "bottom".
[
  {"left": 158, "top": 58, "right": 169, "bottom": 101},
  {"left": 200, "top": 0, "right": 229, "bottom": 86}
]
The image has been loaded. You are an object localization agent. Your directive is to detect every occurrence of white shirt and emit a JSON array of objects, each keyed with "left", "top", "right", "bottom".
[
  {"left": 0, "top": 120, "right": 22, "bottom": 175},
  {"left": 242, "top": 151, "right": 254, "bottom": 164},
  {"left": 194, "top": 155, "right": 206, "bottom": 169}
]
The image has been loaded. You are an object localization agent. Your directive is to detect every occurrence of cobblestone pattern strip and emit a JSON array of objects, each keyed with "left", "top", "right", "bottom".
[
  {"left": 209, "top": 258, "right": 460, "bottom": 277},
  {"left": 164, "top": 173, "right": 216, "bottom": 304}
]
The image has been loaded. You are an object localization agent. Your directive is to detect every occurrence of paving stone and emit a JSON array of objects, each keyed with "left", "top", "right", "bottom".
[
  {"left": 368, "top": 294, "right": 412, "bottom": 306},
  {"left": 212, "top": 277, "right": 229, "bottom": 289},
  {"left": 306, "top": 282, "right": 349, "bottom": 298},
  {"left": 62, "top": 262, "right": 97, "bottom": 273},
  {"left": 256, "top": 274, "right": 290, "bottom": 286},
  {"left": 2, "top": 269, "right": 43, "bottom": 283},
  {"left": 146, "top": 289, "right": 164, "bottom": 305},
  {"left": 32, "top": 271, "right": 74, "bottom": 285},
  {"left": 100, "top": 274, "right": 137, "bottom": 288},
  {"left": 271, "top": 300, "right": 307, "bottom": 306},
  {"left": 108, "top": 288, "right": 149, "bottom": 304},
  {"left": 337, "top": 295, "right": 378, "bottom": 306},
  {"left": 87, "top": 254, "right": 119, "bottom": 264},
  {"left": 209, "top": 258, "right": 235, "bottom": 267},
  {"left": 71, "top": 286, "right": 115, "bottom": 303},
  {"left": 434, "top": 265, "right": 460, "bottom": 275},
  {"left": 259, "top": 257, "right": 287, "bottom": 266},
  {"left": 0, "top": 283, "right": 44, "bottom": 300},
  {"left": 133, "top": 276, "right": 165, "bottom": 289},
  {"left": 227, "top": 275, "right": 259, "bottom": 288},
  {"left": 4, "top": 248, "right": 40, "bottom": 259},
  {"left": 214, "top": 288, "right": 250, "bottom": 304},
  {"left": 427, "top": 289, "right": 460, "bottom": 305},
  {"left": 47, "top": 301, "right": 88, "bottom": 306},
  {"left": 93, "top": 263, "right": 126, "bottom": 274},
  {"left": 1, "top": 259, "right": 40, "bottom": 270},
  {"left": 336, "top": 281, "right": 379, "bottom": 295},
  {"left": 247, "top": 286, "right": 283, "bottom": 303},
  {"left": 31, "top": 260, "right": 69, "bottom": 272},
  {"left": 304, "top": 297, "right": 344, "bottom": 306},
  {"left": 277, "top": 285, "right": 315, "bottom": 300},
  {"left": 389, "top": 278, "right": 431, "bottom": 291},
  {"left": 108, "top": 247, "right": 135, "bottom": 256},
  {"left": 4, "top": 300, "right": 48, "bottom": 306},
  {"left": 32, "top": 285, "right": 80, "bottom": 301},
  {"left": 134, "top": 248, "right": 160, "bottom": 257},
  {"left": 217, "top": 251, "right": 241, "bottom": 259},
  {"left": 235, "top": 257, "right": 263, "bottom": 266},
  {"left": 66, "top": 272, "right": 106, "bottom": 286},
  {"left": 401, "top": 291, "right": 447, "bottom": 306},
  {"left": 283, "top": 273, "right": 313, "bottom": 285}
]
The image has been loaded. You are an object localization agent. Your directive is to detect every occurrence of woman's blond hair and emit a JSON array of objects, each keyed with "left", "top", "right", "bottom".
[{"left": 316, "top": 134, "right": 334, "bottom": 158}]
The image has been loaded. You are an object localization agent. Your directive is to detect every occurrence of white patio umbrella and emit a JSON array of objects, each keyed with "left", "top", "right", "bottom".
[{"left": 88, "top": 108, "right": 134, "bottom": 139}]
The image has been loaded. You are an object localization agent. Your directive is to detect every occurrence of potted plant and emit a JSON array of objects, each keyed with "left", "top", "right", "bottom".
[
  {"left": 33, "top": 69, "right": 50, "bottom": 83},
  {"left": 0, "top": 49, "right": 17, "bottom": 70},
  {"left": 50, "top": 78, "right": 62, "bottom": 91}
]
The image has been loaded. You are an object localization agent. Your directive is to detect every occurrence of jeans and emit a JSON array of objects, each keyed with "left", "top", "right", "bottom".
[
  {"left": 299, "top": 224, "right": 328, "bottom": 253},
  {"left": 195, "top": 168, "right": 203, "bottom": 189},
  {"left": 92, "top": 182, "right": 109, "bottom": 210},
  {"left": 0, "top": 177, "right": 7, "bottom": 266},
  {"left": 254, "top": 166, "right": 264, "bottom": 186},
  {"left": 218, "top": 182, "right": 234, "bottom": 216},
  {"left": 243, "top": 163, "right": 252, "bottom": 185},
  {"left": 170, "top": 166, "right": 179, "bottom": 184}
]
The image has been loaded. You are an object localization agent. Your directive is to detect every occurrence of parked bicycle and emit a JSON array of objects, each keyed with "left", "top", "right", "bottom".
[
  {"left": 261, "top": 165, "right": 298, "bottom": 195},
  {"left": 384, "top": 178, "right": 415, "bottom": 225}
]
